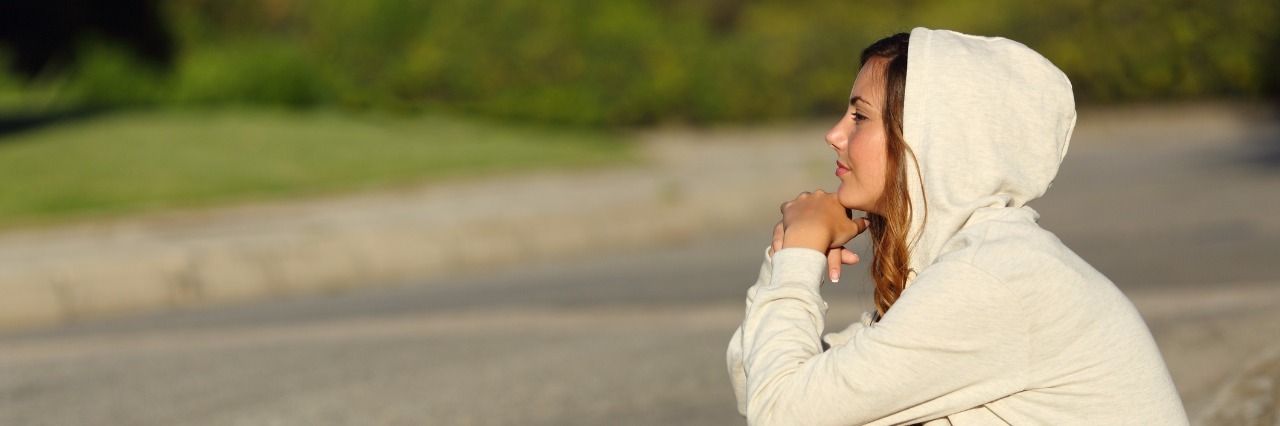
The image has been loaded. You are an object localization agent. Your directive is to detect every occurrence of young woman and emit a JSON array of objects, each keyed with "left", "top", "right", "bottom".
[{"left": 726, "top": 28, "right": 1188, "bottom": 425}]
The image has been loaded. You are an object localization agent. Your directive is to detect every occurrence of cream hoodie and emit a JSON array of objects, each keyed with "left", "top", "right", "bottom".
[{"left": 726, "top": 28, "right": 1187, "bottom": 425}]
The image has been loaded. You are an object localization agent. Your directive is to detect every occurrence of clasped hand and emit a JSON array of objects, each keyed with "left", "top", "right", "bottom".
[{"left": 771, "top": 189, "right": 871, "bottom": 283}]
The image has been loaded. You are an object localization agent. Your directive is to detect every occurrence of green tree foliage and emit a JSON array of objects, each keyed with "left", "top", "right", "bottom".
[{"left": 5, "top": 0, "right": 1277, "bottom": 126}]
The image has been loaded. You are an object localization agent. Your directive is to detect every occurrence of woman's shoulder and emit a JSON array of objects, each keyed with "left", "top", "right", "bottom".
[
  {"left": 933, "top": 216, "right": 1143, "bottom": 330},
  {"left": 938, "top": 216, "right": 1116, "bottom": 295}
]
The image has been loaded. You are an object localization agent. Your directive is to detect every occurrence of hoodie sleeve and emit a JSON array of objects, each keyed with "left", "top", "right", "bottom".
[
  {"left": 727, "top": 246, "right": 781, "bottom": 416},
  {"left": 733, "top": 253, "right": 1030, "bottom": 426}
]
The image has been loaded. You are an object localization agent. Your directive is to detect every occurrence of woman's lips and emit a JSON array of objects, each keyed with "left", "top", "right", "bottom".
[{"left": 836, "top": 161, "right": 851, "bottom": 176}]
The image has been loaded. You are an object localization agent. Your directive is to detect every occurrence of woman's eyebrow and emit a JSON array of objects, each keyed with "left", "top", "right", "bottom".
[{"left": 850, "top": 96, "right": 872, "bottom": 108}]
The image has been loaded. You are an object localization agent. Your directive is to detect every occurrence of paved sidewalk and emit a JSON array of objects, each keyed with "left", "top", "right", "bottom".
[{"left": 1129, "top": 281, "right": 1280, "bottom": 422}]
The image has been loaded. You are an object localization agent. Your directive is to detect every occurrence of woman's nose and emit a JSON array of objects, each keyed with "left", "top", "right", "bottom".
[{"left": 825, "top": 125, "right": 846, "bottom": 150}]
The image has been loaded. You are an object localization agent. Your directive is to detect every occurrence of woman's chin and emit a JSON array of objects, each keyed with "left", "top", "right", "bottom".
[{"left": 835, "top": 194, "right": 864, "bottom": 211}]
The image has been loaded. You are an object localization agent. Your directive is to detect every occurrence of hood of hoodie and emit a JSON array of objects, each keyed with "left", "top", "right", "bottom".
[{"left": 900, "top": 28, "right": 1077, "bottom": 285}]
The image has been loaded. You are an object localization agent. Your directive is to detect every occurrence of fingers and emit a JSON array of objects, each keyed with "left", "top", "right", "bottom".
[
  {"left": 780, "top": 191, "right": 811, "bottom": 213},
  {"left": 827, "top": 247, "right": 860, "bottom": 283},
  {"left": 855, "top": 216, "right": 871, "bottom": 235},
  {"left": 770, "top": 221, "right": 784, "bottom": 255},
  {"left": 781, "top": 190, "right": 834, "bottom": 214},
  {"left": 780, "top": 191, "right": 855, "bottom": 254},
  {"left": 840, "top": 248, "right": 860, "bottom": 265},
  {"left": 827, "top": 248, "right": 842, "bottom": 283}
]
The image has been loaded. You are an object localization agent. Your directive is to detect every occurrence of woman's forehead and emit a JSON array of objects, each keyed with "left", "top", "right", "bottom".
[{"left": 850, "top": 57, "right": 888, "bottom": 108}]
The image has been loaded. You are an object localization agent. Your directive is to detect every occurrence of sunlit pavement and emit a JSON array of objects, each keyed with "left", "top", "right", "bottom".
[{"left": 1, "top": 105, "right": 1278, "bottom": 424}]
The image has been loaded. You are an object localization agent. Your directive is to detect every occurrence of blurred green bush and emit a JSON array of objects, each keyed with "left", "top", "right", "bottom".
[{"left": 4, "top": 0, "right": 1277, "bottom": 126}]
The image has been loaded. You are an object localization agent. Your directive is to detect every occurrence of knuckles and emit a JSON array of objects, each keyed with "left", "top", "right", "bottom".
[
  {"left": 782, "top": 189, "right": 840, "bottom": 215},
  {"left": 789, "top": 189, "right": 836, "bottom": 204}
]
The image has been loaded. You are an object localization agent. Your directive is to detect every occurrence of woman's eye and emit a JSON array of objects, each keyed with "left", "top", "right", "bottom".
[{"left": 852, "top": 112, "right": 868, "bottom": 122}]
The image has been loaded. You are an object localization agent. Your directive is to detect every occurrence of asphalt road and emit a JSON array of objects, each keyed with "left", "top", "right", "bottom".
[{"left": 2, "top": 109, "right": 1279, "bottom": 425}]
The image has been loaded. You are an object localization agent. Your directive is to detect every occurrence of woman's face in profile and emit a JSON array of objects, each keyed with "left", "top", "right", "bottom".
[{"left": 827, "top": 57, "right": 889, "bottom": 215}]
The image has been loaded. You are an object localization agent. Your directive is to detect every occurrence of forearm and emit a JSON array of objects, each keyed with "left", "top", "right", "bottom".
[
  {"left": 728, "top": 246, "right": 779, "bottom": 416},
  {"left": 737, "top": 261, "right": 1032, "bottom": 425},
  {"left": 739, "top": 248, "right": 829, "bottom": 424}
]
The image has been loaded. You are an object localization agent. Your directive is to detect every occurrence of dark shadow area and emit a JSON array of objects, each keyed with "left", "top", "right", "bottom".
[
  {"left": 0, "top": 108, "right": 107, "bottom": 140},
  {"left": 0, "top": 0, "right": 173, "bottom": 78},
  {"left": 1245, "top": 141, "right": 1280, "bottom": 168},
  {"left": 1238, "top": 108, "right": 1280, "bottom": 170}
]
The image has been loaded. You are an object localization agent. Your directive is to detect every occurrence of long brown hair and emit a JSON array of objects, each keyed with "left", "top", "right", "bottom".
[{"left": 860, "top": 33, "right": 917, "bottom": 317}]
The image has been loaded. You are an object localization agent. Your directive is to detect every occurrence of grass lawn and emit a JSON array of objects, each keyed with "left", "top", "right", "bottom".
[{"left": 0, "top": 109, "right": 634, "bottom": 229}]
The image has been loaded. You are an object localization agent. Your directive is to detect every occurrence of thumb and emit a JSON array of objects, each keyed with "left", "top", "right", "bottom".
[
  {"left": 856, "top": 216, "right": 871, "bottom": 235},
  {"left": 840, "top": 248, "right": 860, "bottom": 265}
]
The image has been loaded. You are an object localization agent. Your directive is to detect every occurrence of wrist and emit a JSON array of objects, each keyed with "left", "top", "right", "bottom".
[{"left": 782, "top": 226, "right": 830, "bottom": 252}]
